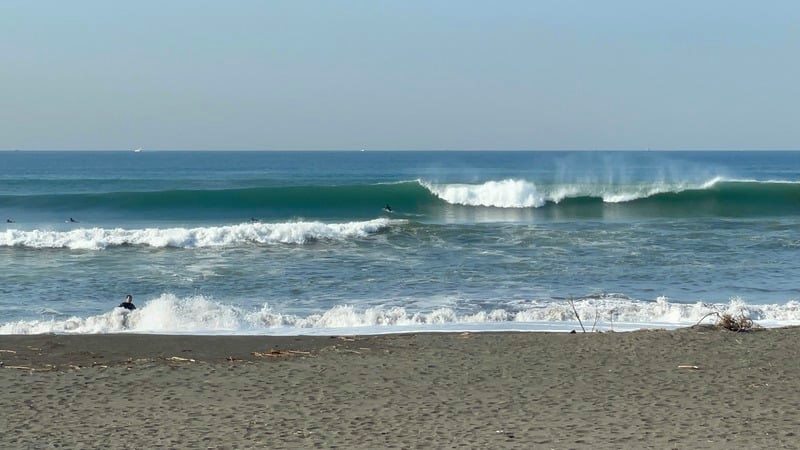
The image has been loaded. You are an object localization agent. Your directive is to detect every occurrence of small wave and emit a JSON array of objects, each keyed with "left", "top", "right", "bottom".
[
  {"left": 2, "top": 294, "right": 799, "bottom": 335},
  {"left": 0, "top": 219, "right": 400, "bottom": 250}
]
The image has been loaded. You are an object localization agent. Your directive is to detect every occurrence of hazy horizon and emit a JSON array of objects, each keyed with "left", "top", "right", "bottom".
[{"left": 2, "top": 1, "right": 798, "bottom": 151}]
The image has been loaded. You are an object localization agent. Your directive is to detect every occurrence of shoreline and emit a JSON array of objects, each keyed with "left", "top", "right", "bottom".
[{"left": 3, "top": 327, "right": 800, "bottom": 448}]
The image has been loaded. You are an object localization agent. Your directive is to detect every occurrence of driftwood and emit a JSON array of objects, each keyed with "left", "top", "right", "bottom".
[
  {"left": 166, "top": 356, "right": 196, "bottom": 362},
  {"left": 568, "top": 298, "right": 586, "bottom": 333},
  {"left": 694, "top": 311, "right": 756, "bottom": 332},
  {"left": 252, "top": 349, "right": 311, "bottom": 358}
]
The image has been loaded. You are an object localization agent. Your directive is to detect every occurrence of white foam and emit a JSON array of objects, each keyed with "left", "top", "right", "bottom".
[
  {"left": 422, "top": 179, "right": 547, "bottom": 208},
  {"left": 2, "top": 293, "right": 799, "bottom": 335},
  {"left": 420, "top": 178, "right": 725, "bottom": 208},
  {"left": 0, "top": 219, "right": 400, "bottom": 250}
]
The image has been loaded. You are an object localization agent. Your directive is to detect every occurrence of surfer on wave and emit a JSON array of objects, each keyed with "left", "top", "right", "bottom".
[{"left": 383, "top": 204, "right": 393, "bottom": 213}]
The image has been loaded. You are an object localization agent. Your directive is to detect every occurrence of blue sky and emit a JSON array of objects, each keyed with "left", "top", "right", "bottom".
[{"left": 1, "top": 0, "right": 798, "bottom": 150}]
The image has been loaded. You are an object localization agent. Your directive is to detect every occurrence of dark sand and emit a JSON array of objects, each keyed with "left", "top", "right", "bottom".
[{"left": 2, "top": 328, "right": 800, "bottom": 449}]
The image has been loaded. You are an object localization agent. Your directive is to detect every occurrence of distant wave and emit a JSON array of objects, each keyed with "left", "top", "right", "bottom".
[
  {"left": 2, "top": 177, "right": 799, "bottom": 219},
  {"left": 2, "top": 293, "right": 799, "bottom": 334},
  {"left": 0, "top": 219, "right": 400, "bottom": 250}
]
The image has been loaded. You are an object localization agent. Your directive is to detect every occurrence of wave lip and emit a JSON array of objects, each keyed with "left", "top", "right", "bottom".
[
  {"left": 420, "top": 178, "right": 728, "bottom": 208},
  {"left": 2, "top": 294, "right": 799, "bottom": 335},
  {"left": 0, "top": 218, "right": 400, "bottom": 250},
  {"left": 422, "top": 179, "right": 547, "bottom": 208}
]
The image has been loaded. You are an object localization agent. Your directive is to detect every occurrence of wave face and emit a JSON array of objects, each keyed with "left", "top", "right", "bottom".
[
  {"left": 422, "top": 178, "right": 800, "bottom": 217},
  {"left": 3, "top": 178, "right": 799, "bottom": 220},
  {"left": 0, "top": 183, "right": 434, "bottom": 217},
  {"left": 2, "top": 294, "right": 799, "bottom": 335},
  {"left": 0, "top": 219, "right": 399, "bottom": 249}
]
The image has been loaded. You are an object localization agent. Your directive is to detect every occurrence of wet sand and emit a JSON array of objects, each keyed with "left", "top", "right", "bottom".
[{"left": 2, "top": 327, "right": 800, "bottom": 449}]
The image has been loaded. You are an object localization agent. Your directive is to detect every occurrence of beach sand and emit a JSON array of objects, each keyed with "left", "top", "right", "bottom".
[{"left": 2, "top": 327, "right": 799, "bottom": 449}]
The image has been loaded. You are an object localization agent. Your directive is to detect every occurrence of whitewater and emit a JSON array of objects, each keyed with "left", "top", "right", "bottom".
[
  {"left": 3, "top": 293, "right": 800, "bottom": 335},
  {"left": 0, "top": 218, "right": 400, "bottom": 250},
  {"left": 420, "top": 177, "right": 726, "bottom": 208},
  {"left": 1, "top": 151, "right": 799, "bottom": 335}
]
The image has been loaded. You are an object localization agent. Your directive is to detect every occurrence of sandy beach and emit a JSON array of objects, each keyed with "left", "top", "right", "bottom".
[{"left": 2, "top": 327, "right": 799, "bottom": 449}]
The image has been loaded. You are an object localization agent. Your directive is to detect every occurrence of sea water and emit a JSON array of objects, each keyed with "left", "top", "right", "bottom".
[{"left": 1, "top": 151, "right": 799, "bottom": 334}]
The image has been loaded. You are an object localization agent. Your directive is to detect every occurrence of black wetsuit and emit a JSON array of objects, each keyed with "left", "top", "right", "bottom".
[{"left": 119, "top": 302, "right": 136, "bottom": 311}]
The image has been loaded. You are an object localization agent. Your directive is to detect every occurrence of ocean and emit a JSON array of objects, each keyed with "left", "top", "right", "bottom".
[{"left": 1, "top": 150, "right": 799, "bottom": 334}]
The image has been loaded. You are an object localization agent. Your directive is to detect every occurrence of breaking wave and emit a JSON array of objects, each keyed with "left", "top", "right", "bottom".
[
  {"left": 421, "top": 178, "right": 800, "bottom": 216},
  {"left": 0, "top": 219, "right": 400, "bottom": 250},
  {"left": 3, "top": 178, "right": 799, "bottom": 220},
  {"left": 424, "top": 177, "right": 719, "bottom": 207},
  {"left": 2, "top": 293, "right": 799, "bottom": 335}
]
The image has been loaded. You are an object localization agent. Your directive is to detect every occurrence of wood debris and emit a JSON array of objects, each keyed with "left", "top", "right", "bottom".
[
  {"left": 251, "top": 349, "right": 311, "bottom": 358},
  {"left": 166, "top": 356, "right": 196, "bottom": 362},
  {"left": 4, "top": 365, "right": 35, "bottom": 371},
  {"left": 0, "top": 349, "right": 17, "bottom": 354}
]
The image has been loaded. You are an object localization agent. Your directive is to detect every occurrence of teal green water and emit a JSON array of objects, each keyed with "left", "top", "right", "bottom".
[{"left": 1, "top": 151, "right": 799, "bottom": 334}]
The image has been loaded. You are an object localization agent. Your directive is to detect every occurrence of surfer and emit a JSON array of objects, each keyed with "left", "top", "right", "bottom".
[
  {"left": 5, "top": 218, "right": 13, "bottom": 223},
  {"left": 67, "top": 217, "right": 78, "bottom": 223},
  {"left": 118, "top": 294, "right": 136, "bottom": 311},
  {"left": 383, "top": 204, "right": 393, "bottom": 212},
  {"left": 249, "top": 217, "right": 260, "bottom": 223}
]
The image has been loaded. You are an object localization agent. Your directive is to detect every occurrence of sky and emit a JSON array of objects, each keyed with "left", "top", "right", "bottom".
[{"left": 0, "top": 0, "right": 798, "bottom": 150}]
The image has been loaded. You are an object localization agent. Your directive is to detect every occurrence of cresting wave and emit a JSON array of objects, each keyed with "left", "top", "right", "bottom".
[
  {"left": 2, "top": 178, "right": 799, "bottom": 217},
  {"left": 420, "top": 178, "right": 723, "bottom": 207},
  {"left": 0, "top": 219, "right": 399, "bottom": 249},
  {"left": 2, "top": 294, "right": 800, "bottom": 335}
]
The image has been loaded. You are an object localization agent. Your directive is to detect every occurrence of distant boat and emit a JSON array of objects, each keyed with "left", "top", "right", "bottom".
[{"left": 133, "top": 147, "right": 143, "bottom": 153}]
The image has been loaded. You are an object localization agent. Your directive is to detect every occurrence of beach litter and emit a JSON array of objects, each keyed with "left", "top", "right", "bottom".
[
  {"left": 4, "top": 365, "right": 34, "bottom": 371},
  {"left": 678, "top": 365, "right": 700, "bottom": 370},
  {"left": 252, "top": 349, "right": 311, "bottom": 358},
  {"left": 166, "top": 356, "right": 196, "bottom": 363}
]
